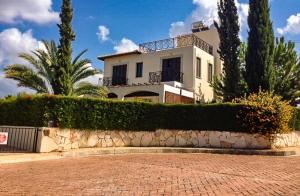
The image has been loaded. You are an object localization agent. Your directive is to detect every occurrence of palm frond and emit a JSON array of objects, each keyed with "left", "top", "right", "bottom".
[
  {"left": 71, "top": 58, "right": 92, "bottom": 76},
  {"left": 73, "top": 82, "right": 108, "bottom": 98},
  {"left": 72, "top": 49, "right": 88, "bottom": 65},
  {"left": 4, "top": 64, "right": 49, "bottom": 93}
]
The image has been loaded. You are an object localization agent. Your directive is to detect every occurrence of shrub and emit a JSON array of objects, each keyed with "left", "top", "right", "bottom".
[
  {"left": 234, "top": 91, "right": 295, "bottom": 135},
  {"left": 292, "top": 108, "right": 300, "bottom": 131},
  {"left": 0, "top": 94, "right": 295, "bottom": 134},
  {"left": 0, "top": 95, "right": 46, "bottom": 127}
]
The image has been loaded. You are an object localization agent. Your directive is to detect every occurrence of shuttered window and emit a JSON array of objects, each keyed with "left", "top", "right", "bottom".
[
  {"left": 136, "top": 62, "right": 143, "bottom": 78},
  {"left": 208, "top": 63, "right": 213, "bottom": 83},
  {"left": 196, "top": 57, "right": 201, "bottom": 78}
]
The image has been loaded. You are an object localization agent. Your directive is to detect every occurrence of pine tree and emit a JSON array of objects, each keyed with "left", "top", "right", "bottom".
[
  {"left": 57, "top": 0, "right": 76, "bottom": 95},
  {"left": 214, "top": 0, "right": 242, "bottom": 102},
  {"left": 245, "top": 0, "right": 275, "bottom": 93}
]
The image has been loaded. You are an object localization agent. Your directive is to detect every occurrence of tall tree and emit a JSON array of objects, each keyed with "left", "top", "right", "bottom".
[
  {"left": 245, "top": 0, "right": 275, "bottom": 93},
  {"left": 214, "top": 0, "right": 242, "bottom": 101},
  {"left": 273, "top": 37, "right": 300, "bottom": 104},
  {"left": 4, "top": 41, "right": 107, "bottom": 98},
  {"left": 57, "top": 0, "right": 76, "bottom": 95}
]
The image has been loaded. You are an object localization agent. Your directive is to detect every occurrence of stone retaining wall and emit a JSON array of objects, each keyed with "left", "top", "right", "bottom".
[{"left": 36, "top": 128, "right": 300, "bottom": 153}]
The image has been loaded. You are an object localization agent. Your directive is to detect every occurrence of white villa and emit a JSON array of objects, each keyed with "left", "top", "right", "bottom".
[{"left": 98, "top": 22, "right": 223, "bottom": 104}]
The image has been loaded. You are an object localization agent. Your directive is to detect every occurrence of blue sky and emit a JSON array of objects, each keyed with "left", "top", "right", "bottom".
[{"left": 0, "top": 0, "right": 299, "bottom": 97}]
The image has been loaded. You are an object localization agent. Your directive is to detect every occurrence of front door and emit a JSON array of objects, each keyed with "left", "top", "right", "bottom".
[
  {"left": 162, "top": 57, "right": 181, "bottom": 82},
  {"left": 112, "top": 64, "right": 127, "bottom": 86}
]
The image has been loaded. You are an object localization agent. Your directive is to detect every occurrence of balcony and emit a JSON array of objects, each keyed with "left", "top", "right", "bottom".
[
  {"left": 139, "top": 34, "right": 213, "bottom": 55},
  {"left": 149, "top": 71, "right": 184, "bottom": 84},
  {"left": 103, "top": 77, "right": 128, "bottom": 87}
]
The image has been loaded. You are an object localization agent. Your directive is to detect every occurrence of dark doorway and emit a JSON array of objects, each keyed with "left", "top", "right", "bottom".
[
  {"left": 162, "top": 57, "right": 182, "bottom": 82},
  {"left": 108, "top": 93, "right": 118, "bottom": 98},
  {"left": 112, "top": 64, "right": 127, "bottom": 86},
  {"left": 124, "top": 91, "right": 159, "bottom": 98}
]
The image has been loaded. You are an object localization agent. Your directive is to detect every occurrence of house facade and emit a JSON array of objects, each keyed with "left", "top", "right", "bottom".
[{"left": 98, "top": 22, "right": 222, "bottom": 104}]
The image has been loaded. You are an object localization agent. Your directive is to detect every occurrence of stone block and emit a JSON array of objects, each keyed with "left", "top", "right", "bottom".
[
  {"left": 232, "top": 137, "right": 247, "bottom": 148},
  {"left": 87, "top": 134, "right": 99, "bottom": 147},
  {"left": 141, "top": 133, "right": 153, "bottom": 147},
  {"left": 39, "top": 136, "right": 58, "bottom": 153},
  {"left": 177, "top": 136, "right": 187, "bottom": 146},
  {"left": 165, "top": 136, "right": 176, "bottom": 147}
]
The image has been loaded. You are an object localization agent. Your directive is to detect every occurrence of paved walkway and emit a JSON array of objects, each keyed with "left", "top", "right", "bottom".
[{"left": 0, "top": 153, "right": 299, "bottom": 195}]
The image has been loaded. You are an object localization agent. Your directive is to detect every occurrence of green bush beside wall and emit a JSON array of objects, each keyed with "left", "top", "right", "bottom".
[
  {"left": 0, "top": 95, "right": 298, "bottom": 133},
  {"left": 294, "top": 108, "right": 300, "bottom": 131}
]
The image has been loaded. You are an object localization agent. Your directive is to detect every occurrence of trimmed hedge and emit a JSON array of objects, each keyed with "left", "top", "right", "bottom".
[
  {"left": 294, "top": 108, "right": 300, "bottom": 131},
  {"left": 0, "top": 95, "right": 298, "bottom": 133}
]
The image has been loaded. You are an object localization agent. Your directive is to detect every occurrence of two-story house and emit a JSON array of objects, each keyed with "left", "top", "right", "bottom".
[{"left": 98, "top": 22, "right": 222, "bottom": 104}]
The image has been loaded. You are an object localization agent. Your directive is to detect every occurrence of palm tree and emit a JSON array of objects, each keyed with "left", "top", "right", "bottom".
[{"left": 4, "top": 40, "right": 107, "bottom": 98}]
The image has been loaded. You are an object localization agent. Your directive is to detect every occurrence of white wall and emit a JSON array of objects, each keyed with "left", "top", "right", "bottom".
[
  {"left": 102, "top": 31, "right": 221, "bottom": 102},
  {"left": 104, "top": 46, "right": 195, "bottom": 90}
]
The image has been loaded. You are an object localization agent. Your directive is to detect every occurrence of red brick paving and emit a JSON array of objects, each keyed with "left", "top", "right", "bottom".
[{"left": 0, "top": 153, "right": 299, "bottom": 195}]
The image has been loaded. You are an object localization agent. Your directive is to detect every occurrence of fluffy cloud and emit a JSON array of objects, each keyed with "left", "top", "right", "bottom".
[
  {"left": 0, "top": 0, "right": 59, "bottom": 24},
  {"left": 277, "top": 13, "right": 300, "bottom": 35},
  {"left": 169, "top": 0, "right": 249, "bottom": 37},
  {"left": 0, "top": 28, "right": 43, "bottom": 97},
  {"left": 0, "top": 28, "right": 43, "bottom": 65},
  {"left": 113, "top": 38, "right": 139, "bottom": 53},
  {"left": 97, "top": 25, "right": 110, "bottom": 42}
]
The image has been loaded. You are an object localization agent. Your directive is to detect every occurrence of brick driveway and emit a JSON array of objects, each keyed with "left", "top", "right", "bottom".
[{"left": 0, "top": 153, "right": 299, "bottom": 196}]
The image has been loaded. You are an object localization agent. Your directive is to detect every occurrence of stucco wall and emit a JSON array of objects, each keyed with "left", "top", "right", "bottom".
[
  {"left": 194, "top": 28, "right": 223, "bottom": 77},
  {"left": 104, "top": 45, "right": 215, "bottom": 102},
  {"left": 104, "top": 46, "right": 195, "bottom": 90},
  {"left": 37, "top": 128, "right": 300, "bottom": 153},
  {"left": 193, "top": 46, "right": 215, "bottom": 101}
]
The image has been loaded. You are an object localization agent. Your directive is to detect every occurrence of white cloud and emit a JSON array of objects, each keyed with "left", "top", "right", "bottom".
[
  {"left": 0, "top": 0, "right": 59, "bottom": 24},
  {"left": 0, "top": 28, "right": 43, "bottom": 65},
  {"left": 277, "top": 13, "right": 300, "bottom": 35},
  {"left": 97, "top": 26, "right": 110, "bottom": 42},
  {"left": 0, "top": 28, "right": 43, "bottom": 97},
  {"left": 113, "top": 38, "right": 139, "bottom": 53},
  {"left": 169, "top": 0, "right": 249, "bottom": 37}
]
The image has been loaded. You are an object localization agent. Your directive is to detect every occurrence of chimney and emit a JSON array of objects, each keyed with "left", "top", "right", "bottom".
[{"left": 192, "top": 21, "right": 209, "bottom": 33}]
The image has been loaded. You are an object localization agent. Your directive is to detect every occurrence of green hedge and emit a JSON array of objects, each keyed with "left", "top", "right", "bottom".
[
  {"left": 293, "top": 108, "right": 300, "bottom": 131},
  {"left": 0, "top": 95, "right": 298, "bottom": 133}
]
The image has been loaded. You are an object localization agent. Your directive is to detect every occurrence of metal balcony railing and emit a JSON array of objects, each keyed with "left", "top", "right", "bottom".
[
  {"left": 149, "top": 71, "right": 184, "bottom": 84},
  {"left": 139, "top": 34, "right": 213, "bottom": 55},
  {"left": 103, "top": 77, "right": 128, "bottom": 87}
]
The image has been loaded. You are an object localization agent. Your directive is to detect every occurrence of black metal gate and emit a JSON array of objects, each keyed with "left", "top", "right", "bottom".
[{"left": 0, "top": 126, "right": 39, "bottom": 153}]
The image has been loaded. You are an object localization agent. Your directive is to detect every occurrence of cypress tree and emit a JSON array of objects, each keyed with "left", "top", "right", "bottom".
[
  {"left": 214, "top": 0, "right": 241, "bottom": 102},
  {"left": 245, "top": 0, "right": 275, "bottom": 93},
  {"left": 57, "top": 0, "right": 76, "bottom": 95}
]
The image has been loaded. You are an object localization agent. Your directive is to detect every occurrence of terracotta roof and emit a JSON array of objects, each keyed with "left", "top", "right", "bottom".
[{"left": 97, "top": 50, "right": 142, "bottom": 61}]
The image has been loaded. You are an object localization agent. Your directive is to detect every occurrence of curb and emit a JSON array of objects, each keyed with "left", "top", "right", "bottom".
[
  {"left": 0, "top": 153, "right": 62, "bottom": 164},
  {"left": 62, "top": 147, "right": 300, "bottom": 157},
  {"left": 1, "top": 147, "right": 299, "bottom": 164}
]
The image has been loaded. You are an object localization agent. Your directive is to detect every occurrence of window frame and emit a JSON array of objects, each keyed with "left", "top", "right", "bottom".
[
  {"left": 196, "top": 57, "right": 202, "bottom": 79},
  {"left": 136, "top": 62, "right": 143, "bottom": 78},
  {"left": 208, "top": 63, "right": 213, "bottom": 83}
]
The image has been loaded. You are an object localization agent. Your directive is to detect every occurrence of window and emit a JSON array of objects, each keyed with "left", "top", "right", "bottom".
[
  {"left": 208, "top": 63, "right": 213, "bottom": 83},
  {"left": 196, "top": 57, "right": 201, "bottom": 78},
  {"left": 162, "top": 57, "right": 181, "bottom": 82},
  {"left": 136, "top": 62, "right": 143, "bottom": 78},
  {"left": 112, "top": 64, "right": 127, "bottom": 86}
]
